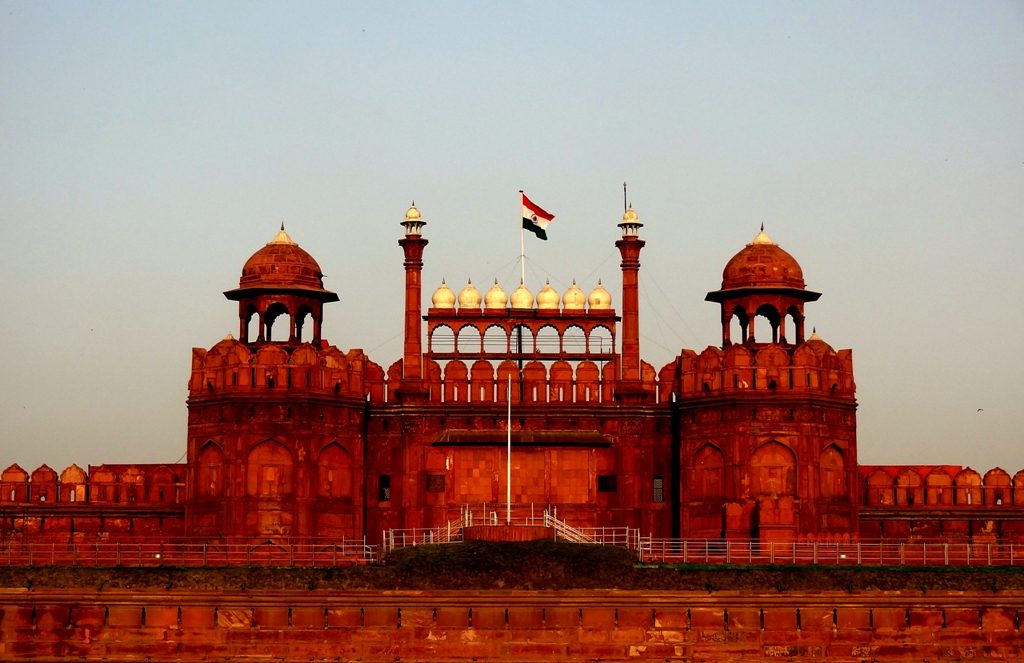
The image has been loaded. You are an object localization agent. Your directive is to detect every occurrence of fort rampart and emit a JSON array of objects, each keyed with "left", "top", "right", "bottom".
[{"left": 2, "top": 588, "right": 1022, "bottom": 661}]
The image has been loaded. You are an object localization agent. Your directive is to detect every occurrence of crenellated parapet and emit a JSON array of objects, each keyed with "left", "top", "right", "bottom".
[
  {"left": 860, "top": 465, "right": 1024, "bottom": 508},
  {"left": 663, "top": 336, "right": 855, "bottom": 402},
  {"left": 189, "top": 337, "right": 386, "bottom": 403},
  {"left": 0, "top": 462, "right": 184, "bottom": 506}
]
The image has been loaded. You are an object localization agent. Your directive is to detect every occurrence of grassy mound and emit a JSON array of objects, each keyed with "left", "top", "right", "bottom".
[{"left": 1, "top": 541, "right": 1022, "bottom": 592}]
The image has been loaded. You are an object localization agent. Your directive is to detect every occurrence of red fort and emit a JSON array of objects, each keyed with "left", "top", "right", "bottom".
[{"left": 2, "top": 205, "right": 1021, "bottom": 548}]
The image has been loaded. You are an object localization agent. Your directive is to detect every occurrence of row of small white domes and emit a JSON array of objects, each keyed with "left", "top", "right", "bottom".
[{"left": 432, "top": 279, "right": 612, "bottom": 311}]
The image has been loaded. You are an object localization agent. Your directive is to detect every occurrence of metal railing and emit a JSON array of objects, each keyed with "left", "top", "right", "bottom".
[
  {"left": 638, "top": 538, "right": 1024, "bottom": 567},
  {"left": 0, "top": 538, "right": 378, "bottom": 567}
]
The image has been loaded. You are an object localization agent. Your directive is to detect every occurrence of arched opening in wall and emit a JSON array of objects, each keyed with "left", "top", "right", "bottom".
[
  {"left": 750, "top": 441, "right": 795, "bottom": 497},
  {"left": 482, "top": 325, "right": 507, "bottom": 354},
  {"left": 754, "top": 304, "right": 781, "bottom": 344},
  {"left": 430, "top": 326, "right": 455, "bottom": 353},
  {"left": 245, "top": 305, "right": 259, "bottom": 342},
  {"left": 693, "top": 444, "right": 725, "bottom": 500},
  {"left": 563, "top": 325, "right": 585, "bottom": 354},
  {"left": 895, "top": 469, "right": 923, "bottom": 506},
  {"left": 264, "top": 302, "right": 290, "bottom": 342},
  {"left": 729, "top": 306, "right": 748, "bottom": 344},
  {"left": 511, "top": 325, "right": 533, "bottom": 354},
  {"left": 317, "top": 443, "right": 352, "bottom": 499},
  {"left": 246, "top": 440, "right": 294, "bottom": 498},
  {"left": 295, "top": 306, "right": 313, "bottom": 343},
  {"left": 197, "top": 442, "right": 224, "bottom": 498},
  {"left": 985, "top": 468, "right": 1012, "bottom": 506},
  {"left": 536, "top": 325, "right": 560, "bottom": 353},
  {"left": 925, "top": 471, "right": 953, "bottom": 505},
  {"left": 819, "top": 445, "right": 846, "bottom": 499},
  {"left": 954, "top": 468, "right": 983, "bottom": 505},
  {"left": 456, "top": 326, "right": 482, "bottom": 354},
  {"left": 589, "top": 326, "right": 613, "bottom": 356},
  {"left": 866, "top": 470, "right": 893, "bottom": 505}
]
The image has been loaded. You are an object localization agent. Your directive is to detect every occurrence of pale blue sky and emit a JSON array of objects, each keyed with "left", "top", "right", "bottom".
[{"left": 2, "top": 1, "right": 1022, "bottom": 474}]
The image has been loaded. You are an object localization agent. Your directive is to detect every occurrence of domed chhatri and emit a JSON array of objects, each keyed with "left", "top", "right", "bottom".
[
  {"left": 721, "top": 227, "right": 805, "bottom": 290},
  {"left": 562, "top": 280, "right": 586, "bottom": 310},
  {"left": 431, "top": 279, "right": 456, "bottom": 309},
  {"left": 457, "top": 280, "right": 482, "bottom": 309},
  {"left": 404, "top": 203, "right": 421, "bottom": 222},
  {"left": 588, "top": 280, "right": 612, "bottom": 310},
  {"left": 536, "top": 280, "right": 560, "bottom": 310},
  {"left": 238, "top": 225, "right": 329, "bottom": 292},
  {"left": 484, "top": 280, "right": 508, "bottom": 309},
  {"left": 510, "top": 281, "right": 534, "bottom": 309}
]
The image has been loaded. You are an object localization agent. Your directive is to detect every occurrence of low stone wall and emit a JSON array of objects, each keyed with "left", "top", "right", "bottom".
[{"left": 1, "top": 588, "right": 1021, "bottom": 661}]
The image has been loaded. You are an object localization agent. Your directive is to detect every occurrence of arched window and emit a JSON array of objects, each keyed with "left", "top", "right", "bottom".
[
  {"left": 589, "top": 326, "right": 613, "bottom": 355},
  {"left": 563, "top": 325, "right": 586, "bottom": 354},
  {"left": 264, "top": 302, "right": 290, "bottom": 342},
  {"left": 536, "top": 325, "right": 560, "bottom": 353},
  {"left": 510, "top": 325, "right": 533, "bottom": 354},
  {"left": 754, "top": 304, "right": 781, "bottom": 343},
  {"left": 482, "top": 325, "right": 507, "bottom": 354},
  {"left": 430, "top": 325, "right": 455, "bottom": 353},
  {"left": 456, "top": 326, "right": 482, "bottom": 354}
]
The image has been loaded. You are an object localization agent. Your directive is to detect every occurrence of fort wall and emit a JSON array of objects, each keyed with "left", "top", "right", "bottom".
[{"left": 1, "top": 588, "right": 1021, "bottom": 661}]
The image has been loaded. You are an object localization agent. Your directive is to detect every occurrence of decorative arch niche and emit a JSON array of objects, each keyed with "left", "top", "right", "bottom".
[
  {"left": 693, "top": 444, "right": 725, "bottom": 500},
  {"left": 197, "top": 442, "right": 224, "bottom": 498},
  {"left": 750, "top": 441, "right": 795, "bottom": 497},
  {"left": 246, "top": 440, "right": 293, "bottom": 498},
  {"left": 819, "top": 445, "right": 846, "bottom": 499},
  {"left": 317, "top": 443, "right": 353, "bottom": 499}
]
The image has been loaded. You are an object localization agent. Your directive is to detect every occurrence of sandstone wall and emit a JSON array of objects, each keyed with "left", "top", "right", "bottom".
[{"left": 1, "top": 588, "right": 1021, "bottom": 661}]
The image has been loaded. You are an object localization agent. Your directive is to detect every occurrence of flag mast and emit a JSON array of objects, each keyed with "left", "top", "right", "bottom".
[
  {"left": 506, "top": 373, "right": 512, "bottom": 525},
  {"left": 518, "top": 190, "right": 526, "bottom": 283}
]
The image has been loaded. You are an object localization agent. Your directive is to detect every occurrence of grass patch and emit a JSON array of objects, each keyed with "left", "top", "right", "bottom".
[{"left": 1, "top": 541, "right": 1022, "bottom": 592}]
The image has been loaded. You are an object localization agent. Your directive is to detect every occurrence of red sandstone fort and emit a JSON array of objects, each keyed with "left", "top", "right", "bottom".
[{"left": 2, "top": 205, "right": 1020, "bottom": 550}]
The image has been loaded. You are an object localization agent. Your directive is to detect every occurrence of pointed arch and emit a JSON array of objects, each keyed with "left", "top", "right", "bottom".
[
  {"left": 317, "top": 442, "right": 353, "bottom": 499},
  {"left": 750, "top": 441, "right": 795, "bottom": 497},
  {"left": 693, "top": 443, "right": 725, "bottom": 500},
  {"left": 925, "top": 470, "right": 953, "bottom": 506},
  {"left": 197, "top": 441, "right": 225, "bottom": 498},
  {"left": 246, "top": 439, "right": 293, "bottom": 497},
  {"left": 895, "top": 468, "right": 923, "bottom": 506},
  {"left": 819, "top": 445, "right": 846, "bottom": 499}
]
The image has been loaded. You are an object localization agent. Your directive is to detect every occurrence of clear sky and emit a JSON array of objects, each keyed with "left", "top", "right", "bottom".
[{"left": 2, "top": 1, "right": 1022, "bottom": 475}]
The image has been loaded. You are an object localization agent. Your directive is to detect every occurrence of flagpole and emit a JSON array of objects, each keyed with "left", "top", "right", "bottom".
[
  {"left": 506, "top": 373, "right": 512, "bottom": 525},
  {"left": 518, "top": 191, "right": 526, "bottom": 283}
]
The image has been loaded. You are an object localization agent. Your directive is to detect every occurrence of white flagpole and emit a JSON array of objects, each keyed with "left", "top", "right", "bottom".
[
  {"left": 518, "top": 190, "right": 526, "bottom": 284},
  {"left": 506, "top": 373, "right": 512, "bottom": 524}
]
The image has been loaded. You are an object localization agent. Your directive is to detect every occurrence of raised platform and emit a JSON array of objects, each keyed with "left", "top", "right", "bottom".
[{"left": 462, "top": 525, "right": 554, "bottom": 542}]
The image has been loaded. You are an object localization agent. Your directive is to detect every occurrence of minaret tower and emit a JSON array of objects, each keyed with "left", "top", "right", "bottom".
[
  {"left": 397, "top": 203, "right": 428, "bottom": 401},
  {"left": 615, "top": 206, "right": 646, "bottom": 400}
]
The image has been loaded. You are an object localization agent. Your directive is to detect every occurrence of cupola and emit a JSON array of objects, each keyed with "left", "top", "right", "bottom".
[
  {"left": 536, "top": 280, "right": 560, "bottom": 309},
  {"left": 484, "top": 280, "right": 508, "bottom": 309},
  {"left": 588, "top": 280, "right": 612, "bottom": 310},
  {"left": 457, "top": 280, "right": 481, "bottom": 309},
  {"left": 510, "top": 281, "right": 534, "bottom": 309},
  {"left": 562, "top": 280, "right": 586, "bottom": 310},
  {"left": 431, "top": 279, "right": 456, "bottom": 309}
]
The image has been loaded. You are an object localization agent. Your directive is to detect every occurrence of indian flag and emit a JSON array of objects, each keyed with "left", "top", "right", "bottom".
[{"left": 521, "top": 192, "right": 554, "bottom": 240}]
